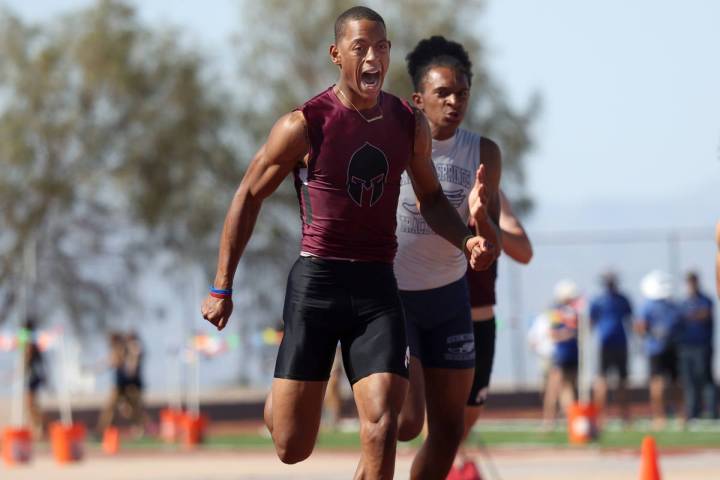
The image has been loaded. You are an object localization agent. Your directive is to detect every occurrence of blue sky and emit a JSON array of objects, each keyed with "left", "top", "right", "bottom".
[{"left": 481, "top": 0, "right": 720, "bottom": 208}]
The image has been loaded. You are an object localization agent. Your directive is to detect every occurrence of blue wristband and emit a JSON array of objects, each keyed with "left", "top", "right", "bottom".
[{"left": 210, "top": 287, "right": 233, "bottom": 295}]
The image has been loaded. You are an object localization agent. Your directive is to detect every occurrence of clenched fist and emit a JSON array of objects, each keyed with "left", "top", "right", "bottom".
[
  {"left": 465, "top": 235, "right": 499, "bottom": 271},
  {"left": 201, "top": 296, "right": 233, "bottom": 331}
]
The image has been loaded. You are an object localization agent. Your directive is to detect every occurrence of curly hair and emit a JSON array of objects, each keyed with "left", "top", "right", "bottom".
[{"left": 406, "top": 35, "right": 473, "bottom": 91}]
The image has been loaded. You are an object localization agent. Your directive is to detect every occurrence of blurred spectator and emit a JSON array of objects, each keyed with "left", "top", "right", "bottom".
[
  {"left": 540, "top": 280, "right": 580, "bottom": 430},
  {"left": 528, "top": 311, "right": 557, "bottom": 430},
  {"left": 528, "top": 310, "right": 555, "bottom": 378},
  {"left": 123, "top": 331, "right": 150, "bottom": 436},
  {"left": 636, "top": 270, "right": 682, "bottom": 429},
  {"left": 679, "top": 272, "right": 717, "bottom": 420},
  {"left": 96, "top": 332, "right": 127, "bottom": 435},
  {"left": 589, "top": 272, "right": 633, "bottom": 424},
  {"left": 23, "top": 318, "right": 46, "bottom": 438}
]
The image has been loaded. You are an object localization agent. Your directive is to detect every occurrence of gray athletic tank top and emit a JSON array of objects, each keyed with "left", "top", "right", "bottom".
[{"left": 394, "top": 128, "right": 481, "bottom": 290}]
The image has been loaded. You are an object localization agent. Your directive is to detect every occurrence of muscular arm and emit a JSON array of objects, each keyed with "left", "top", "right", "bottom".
[
  {"left": 203, "top": 111, "right": 308, "bottom": 329},
  {"left": 405, "top": 111, "right": 498, "bottom": 270},
  {"left": 498, "top": 189, "right": 533, "bottom": 264},
  {"left": 470, "top": 138, "right": 502, "bottom": 239}
]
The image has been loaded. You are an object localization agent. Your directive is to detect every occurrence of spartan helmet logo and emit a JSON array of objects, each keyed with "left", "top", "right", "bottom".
[{"left": 346, "top": 142, "right": 389, "bottom": 207}]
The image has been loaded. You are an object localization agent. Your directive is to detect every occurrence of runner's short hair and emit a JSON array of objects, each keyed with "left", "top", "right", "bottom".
[{"left": 335, "top": 6, "right": 386, "bottom": 42}]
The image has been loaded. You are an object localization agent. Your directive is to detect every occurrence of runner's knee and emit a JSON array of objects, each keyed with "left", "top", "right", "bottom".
[
  {"left": 361, "top": 410, "right": 398, "bottom": 448},
  {"left": 397, "top": 411, "right": 423, "bottom": 441},
  {"left": 272, "top": 432, "right": 314, "bottom": 464}
]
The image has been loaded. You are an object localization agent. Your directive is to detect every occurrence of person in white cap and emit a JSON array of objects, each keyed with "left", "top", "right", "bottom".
[
  {"left": 539, "top": 280, "right": 581, "bottom": 430},
  {"left": 635, "top": 270, "right": 683, "bottom": 429}
]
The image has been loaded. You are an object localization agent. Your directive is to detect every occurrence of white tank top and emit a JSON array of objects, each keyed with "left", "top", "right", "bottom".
[{"left": 395, "top": 128, "right": 481, "bottom": 291}]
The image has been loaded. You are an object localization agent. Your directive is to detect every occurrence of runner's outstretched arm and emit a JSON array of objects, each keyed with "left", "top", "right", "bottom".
[
  {"left": 202, "top": 112, "right": 309, "bottom": 331},
  {"left": 498, "top": 189, "right": 533, "bottom": 264},
  {"left": 468, "top": 138, "right": 502, "bottom": 253}
]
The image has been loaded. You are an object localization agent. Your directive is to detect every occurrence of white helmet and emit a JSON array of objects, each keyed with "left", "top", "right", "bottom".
[
  {"left": 554, "top": 279, "right": 579, "bottom": 303},
  {"left": 640, "top": 270, "right": 672, "bottom": 300}
]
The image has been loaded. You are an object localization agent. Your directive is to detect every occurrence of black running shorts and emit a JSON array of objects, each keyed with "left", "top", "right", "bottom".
[
  {"left": 467, "top": 318, "right": 496, "bottom": 406},
  {"left": 600, "top": 346, "right": 628, "bottom": 380},
  {"left": 400, "top": 277, "right": 475, "bottom": 369},
  {"left": 649, "top": 347, "right": 678, "bottom": 381},
  {"left": 274, "top": 256, "right": 409, "bottom": 385}
]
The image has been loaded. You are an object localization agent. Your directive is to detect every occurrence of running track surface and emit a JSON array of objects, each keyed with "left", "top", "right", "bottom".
[{"left": 2, "top": 448, "right": 719, "bottom": 479}]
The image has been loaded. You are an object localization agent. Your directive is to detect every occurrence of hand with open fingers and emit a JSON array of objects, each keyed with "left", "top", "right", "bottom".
[
  {"left": 201, "top": 295, "right": 233, "bottom": 331},
  {"left": 468, "top": 164, "right": 488, "bottom": 224},
  {"left": 466, "top": 235, "right": 499, "bottom": 271}
]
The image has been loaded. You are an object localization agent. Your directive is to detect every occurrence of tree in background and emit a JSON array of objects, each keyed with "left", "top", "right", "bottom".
[
  {"left": 0, "top": 0, "right": 539, "bottom": 359},
  {"left": 0, "top": 0, "right": 239, "bottom": 331}
]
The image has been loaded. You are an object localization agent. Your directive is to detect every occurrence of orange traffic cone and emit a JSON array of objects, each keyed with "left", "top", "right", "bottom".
[
  {"left": 639, "top": 435, "right": 661, "bottom": 480},
  {"left": 102, "top": 427, "right": 120, "bottom": 455}
]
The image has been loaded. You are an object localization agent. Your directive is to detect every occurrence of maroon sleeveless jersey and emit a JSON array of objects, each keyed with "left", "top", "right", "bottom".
[{"left": 294, "top": 87, "right": 415, "bottom": 263}]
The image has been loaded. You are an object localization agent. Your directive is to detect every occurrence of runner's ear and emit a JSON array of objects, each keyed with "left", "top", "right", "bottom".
[
  {"left": 329, "top": 44, "right": 341, "bottom": 68},
  {"left": 411, "top": 92, "right": 423, "bottom": 110}
]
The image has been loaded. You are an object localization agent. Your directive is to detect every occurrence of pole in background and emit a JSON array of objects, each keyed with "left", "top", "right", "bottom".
[{"left": 507, "top": 262, "right": 527, "bottom": 389}]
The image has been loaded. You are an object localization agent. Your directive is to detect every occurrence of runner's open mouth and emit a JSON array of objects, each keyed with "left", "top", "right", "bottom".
[
  {"left": 446, "top": 111, "right": 460, "bottom": 121},
  {"left": 361, "top": 71, "right": 380, "bottom": 88}
]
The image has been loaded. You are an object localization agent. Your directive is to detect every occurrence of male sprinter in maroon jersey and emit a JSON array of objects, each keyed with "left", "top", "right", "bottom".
[{"left": 201, "top": 7, "right": 499, "bottom": 479}]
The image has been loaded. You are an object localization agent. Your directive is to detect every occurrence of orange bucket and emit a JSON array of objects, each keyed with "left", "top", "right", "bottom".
[
  {"left": 181, "top": 412, "right": 208, "bottom": 447},
  {"left": 2, "top": 428, "right": 32, "bottom": 466},
  {"left": 50, "top": 422, "right": 86, "bottom": 464},
  {"left": 160, "top": 408, "right": 184, "bottom": 443},
  {"left": 102, "top": 426, "right": 120, "bottom": 455},
  {"left": 567, "top": 402, "right": 599, "bottom": 444}
]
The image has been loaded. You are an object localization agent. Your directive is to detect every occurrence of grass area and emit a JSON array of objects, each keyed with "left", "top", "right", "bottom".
[
  {"left": 114, "top": 422, "right": 720, "bottom": 451},
  {"left": 468, "top": 429, "right": 720, "bottom": 449}
]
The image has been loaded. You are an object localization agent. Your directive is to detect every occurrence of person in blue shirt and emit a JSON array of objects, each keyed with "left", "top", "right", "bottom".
[
  {"left": 589, "top": 272, "right": 633, "bottom": 424},
  {"left": 635, "top": 270, "right": 683, "bottom": 429},
  {"left": 679, "top": 271, "right": 717, "bottom": 420},
  {"left": 543, "top": 280, "right": 580, "bottom": 428}
]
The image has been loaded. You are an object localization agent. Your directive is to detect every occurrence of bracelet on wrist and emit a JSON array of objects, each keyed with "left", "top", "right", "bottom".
[{"left": 210, "top": 286, "right": 232, "bottom": 298}]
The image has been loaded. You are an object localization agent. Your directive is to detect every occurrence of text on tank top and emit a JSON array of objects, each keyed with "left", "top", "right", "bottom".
[
  {"left": 294, "top": 87, "right": 415, "bottom": 263},
  {"left": 394, "top": 128, "right": 481, "bottom": 291}
]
